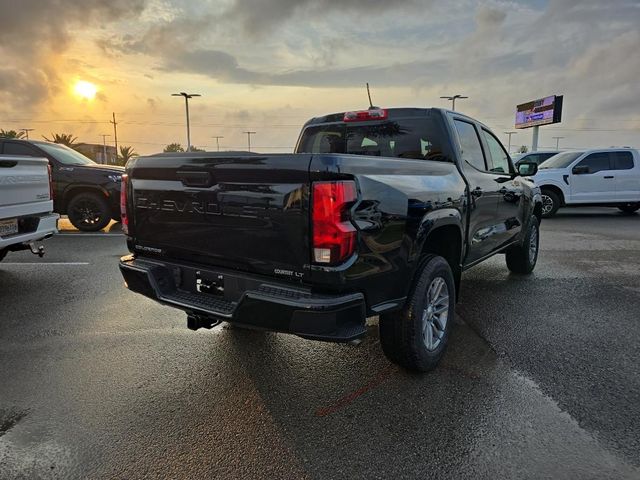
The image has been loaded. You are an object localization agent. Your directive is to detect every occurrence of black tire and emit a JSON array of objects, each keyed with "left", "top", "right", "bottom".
[
  {"left": 506, "top": 215, "right": 539, "bottom": 274},
  {"left": 618, "top": 204, "right": 640, "bottom": 214},
  {"left": 541, "top": 189, "right": 561, "bottom": 218},
  {"left": 67, "top": 192, "right": 111, "bottom": 232},
  {"left": 379, "top": 254, "right": 455, "bottom": 372}
]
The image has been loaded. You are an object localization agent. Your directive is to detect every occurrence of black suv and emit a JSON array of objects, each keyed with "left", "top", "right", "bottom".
[{"left": 0, "top": 139, "right": 124, "bottom": 231}]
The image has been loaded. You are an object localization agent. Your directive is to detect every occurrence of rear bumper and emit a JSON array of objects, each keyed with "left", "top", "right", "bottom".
[
  {"left": 0, "top": 213, "right": 59, "bottom": 250},
  {"left": 119, "top": 255, "right": 367, "bottom": 342}
]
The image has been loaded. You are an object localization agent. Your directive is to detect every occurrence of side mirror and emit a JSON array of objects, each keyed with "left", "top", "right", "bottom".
[
  {"left": 517, "top": 161, "right": 538, "bottom": 177},
  {"left": 572, "top": 165, "right": 589, "bottom": 175}
]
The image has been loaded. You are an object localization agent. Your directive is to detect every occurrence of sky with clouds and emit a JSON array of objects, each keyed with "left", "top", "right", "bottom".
[{"left": 0, "top": 0, "right": 638, "bottom": 154}]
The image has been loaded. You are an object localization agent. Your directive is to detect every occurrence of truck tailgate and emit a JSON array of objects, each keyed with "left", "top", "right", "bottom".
[
  {"left": 129, "top": 154, "right": 313, "bottom": 276},
  {"left": 0, "top": 156, "right": 52, "bottom": 218}
]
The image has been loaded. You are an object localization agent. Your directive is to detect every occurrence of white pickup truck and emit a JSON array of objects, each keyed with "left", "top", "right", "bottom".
[
  {"left": 531, "top": 148, "right": 640, "bottom": 217},
  {"left": 0, "top": 155, "right": 59, "bottom": 262}
]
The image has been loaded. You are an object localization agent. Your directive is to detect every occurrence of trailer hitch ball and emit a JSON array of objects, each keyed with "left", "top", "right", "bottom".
[{"left": 28, "top": 242, "right": 45, "bottom": 258}]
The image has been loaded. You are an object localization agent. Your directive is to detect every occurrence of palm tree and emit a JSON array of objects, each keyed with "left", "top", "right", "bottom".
[
  {"left": 163, "top": 143, "right": 185, "bottom": 153},
  {"left": 0, "top": 129, "right": 25, "bottom": 139},
  {"left": 43, "top": 133, "right": 78, "bottom": 147},
  {"left": 118, "top": 145, "right": 138, "bottom": 165}
]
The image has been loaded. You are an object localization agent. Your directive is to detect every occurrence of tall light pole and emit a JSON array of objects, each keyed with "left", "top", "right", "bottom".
[
  {"left": 440, "top": 94, "right": 469, "bottom": 111},
  {"left": 100, "top": 134, "right": 111, "bottom": 164},
  {"left": 244, "top": 131, "right": 256, "bottom": 152},
  {"left": 171, "top": 92, "right": 201, "bottom": 152},
  {"left": 504, "top": 131, "right": 517, "bottom": 154},
  {"left": 20, "top": 128, "right": 34, "bottom": 140},
  {"left": 552, "top": 136, "right": 565, "bottom": 149},
  {"left": 212, "top": 135, "right": 224, "bottom": 152}
]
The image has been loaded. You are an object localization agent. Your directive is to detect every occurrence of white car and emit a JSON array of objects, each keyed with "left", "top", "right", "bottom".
[
  {"left": 512, "top": 150, "right": 561, "bottom": 167},
  {"left": 530, "top": 148, "right": 640, "bottom": 217},
  {"left": 0, "top": 155, "right": 59, "bottom": 262}
]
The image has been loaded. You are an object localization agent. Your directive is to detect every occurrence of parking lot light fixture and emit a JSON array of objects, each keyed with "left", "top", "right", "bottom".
[
  {"left": 171, "top": 92, "right": 201, "bottom": 152},
  {"left": 440, "top": 94, "right": 469, "bottom": 111}
]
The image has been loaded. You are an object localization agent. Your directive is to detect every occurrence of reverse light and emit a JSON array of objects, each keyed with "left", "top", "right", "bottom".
[
  {"left": 120, "top": 173, "right": 129, "bottom": 235},
  {"left": 312, "top": 181, "right": 357, "bottom": 264},
  {"left": 343, "top": 108, "right": 388, "bottom": 122}
]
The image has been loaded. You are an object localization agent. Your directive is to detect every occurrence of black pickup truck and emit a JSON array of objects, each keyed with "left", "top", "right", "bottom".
[
  {"left": 0, "top": 139, "right": 124, "bottom": 231},
  {"left": 119, "top": 107, "right": 542, "bottom": 371}
]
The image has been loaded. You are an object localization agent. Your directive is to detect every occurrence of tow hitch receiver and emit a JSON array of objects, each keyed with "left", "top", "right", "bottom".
[
  {"left": 187, "top": 314, "right": 222, "bottom": 331},
  {"left": 28, "top": 242, "right": 45, "bottom": 258}
]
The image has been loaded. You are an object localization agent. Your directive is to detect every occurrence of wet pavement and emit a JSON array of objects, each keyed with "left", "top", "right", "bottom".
[{"left": 0, "top": 208, "right": 639, "bottom": 479}]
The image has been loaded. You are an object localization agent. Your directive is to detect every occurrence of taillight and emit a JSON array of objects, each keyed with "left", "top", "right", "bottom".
[
  {"left": 312, "top": 181, "right": 357, "bottom": 264},
  {"left": 47, "top": 163, "right": 54, "bottom": 201},
  {"left": 343, "top": 108, "right": 387, "bottom": 122},
  {"left": 120, "top": 173, "right": 129, "bottom": 235}
]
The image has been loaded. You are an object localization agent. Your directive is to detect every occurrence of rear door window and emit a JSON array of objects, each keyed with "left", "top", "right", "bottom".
[
  {"left": 576, "top": 152, "right": 611, "bottom": 173},
  {"left": 612, "top": 151, "right": 634, "bottom": 170},
  {"left": 453, "top": 120, "right": 486, "bottom": 171}
]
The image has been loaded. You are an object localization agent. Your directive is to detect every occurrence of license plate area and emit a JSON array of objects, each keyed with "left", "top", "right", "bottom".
[{"left": 0, "top": 218, "right": 18, "bottom": 237}]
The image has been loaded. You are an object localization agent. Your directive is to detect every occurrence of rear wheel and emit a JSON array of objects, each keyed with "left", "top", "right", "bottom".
[
  {"left": 506, "top": 215, "right": 539, "bottom": 274},
  {"left": 67, "top": 192, "right": 111, "bottom": 232},
  {"left": 379, "top": 255, "right": 455, "bottom": 372},
  {"left": 541, "top": 189, "right": 561, "bottom": 218},
  {"left": 618, "top": 204, "right": 640, "bottom": 214}
]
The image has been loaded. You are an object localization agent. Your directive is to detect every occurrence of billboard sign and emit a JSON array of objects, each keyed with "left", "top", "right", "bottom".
[{"left": 515, "top": 95, "right": 563, "bottom": 129}]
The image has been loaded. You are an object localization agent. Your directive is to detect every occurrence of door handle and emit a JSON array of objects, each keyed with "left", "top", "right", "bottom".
[
  {"left": 603, "top": 176, "right": 614, "bottom": 179},
  {"left": 471, "top": 187, "right": 483, "bottom": 198}
]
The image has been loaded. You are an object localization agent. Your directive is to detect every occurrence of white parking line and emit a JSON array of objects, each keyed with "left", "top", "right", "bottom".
[
  {"left": 1, "top": 262, "right": 91, "bottom": 265},
  {"left": 57, "top": 233, "right": 123, "bottom": 237}
]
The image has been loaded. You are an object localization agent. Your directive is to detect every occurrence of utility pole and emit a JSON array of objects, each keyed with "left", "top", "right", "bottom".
[
  {"left": 440, "top": 94, "right": 469, "bottom": 111},
  {"left": 212, "top": 135, "right": 224, "bottom": 152},
  {"left": 552, "top": 136, "right": 565, "bottom": 149},
  {"left": 100, "top": 134, "right": 111, "bottom": 164},
  {"left": 504, "top": 131, "right": 517, "bottom": 154},
  {"left": 20, "top": 128, "right": 34, "bottom": 140},
  {"left": 244, "top": 131, "right": 256, "bottom": 152},
  {"left": 110, "top": 112, "right": 118, "bottom": 157},
  {"left": 171, "top": 92, "right": 201, "bottom": 151}
]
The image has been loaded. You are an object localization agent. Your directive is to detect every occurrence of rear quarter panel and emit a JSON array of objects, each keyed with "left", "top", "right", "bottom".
[{"left": 308, "top": 154, "right": 466, "bottom": 311}]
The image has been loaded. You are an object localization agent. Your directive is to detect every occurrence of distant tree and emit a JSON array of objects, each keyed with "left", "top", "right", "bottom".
[
  {"left": 117, "top": 145, "right": 138, "bottom": 165},
  {"left": 0, "top": 129, "right": 25, "bottom": 139},
  {"left": 190, "top": 146, "right": 205, "bottom": 152},
  {"left": 163, "top": 143, "right": 185, "bottom": 153},
  {"left": 43, "top": 133, "right": 78, "bottom": 147},
  {"left": 518, "top": 145, "right": 529, "bottom": 153}
]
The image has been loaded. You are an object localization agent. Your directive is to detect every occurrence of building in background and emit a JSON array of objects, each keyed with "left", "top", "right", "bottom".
[{"left": 75, "top": 143, "right": 117, "bottom": 164}]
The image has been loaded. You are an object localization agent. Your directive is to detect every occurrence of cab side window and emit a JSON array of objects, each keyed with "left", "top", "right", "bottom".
[
  {"left": 481, "top": 129, "right": 511, "bottom": 174},
  {"left": 453, "top": 120, "right": 486, "bottom": 171},
  {"left": 576, "top": 152, "right": 611, "bottom": 173}
]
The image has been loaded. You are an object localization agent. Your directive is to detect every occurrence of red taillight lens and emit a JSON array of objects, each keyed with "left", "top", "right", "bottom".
[
  {"left": 312, "top": 181, "right": 357, "bottom": 264},
  {"left": 343, "top": 108, "right": 387, "bottom": 122},
  {"left": 120, "top": 174, "right": 129, "bottom": 235},
  {"left": 47, "top": 163, "right": 54, "bottom": 201}
]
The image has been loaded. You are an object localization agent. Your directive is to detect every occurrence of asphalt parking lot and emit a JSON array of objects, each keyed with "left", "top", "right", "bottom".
[{"left": 1, "top": 209, "right": 639, "bottom": 479}]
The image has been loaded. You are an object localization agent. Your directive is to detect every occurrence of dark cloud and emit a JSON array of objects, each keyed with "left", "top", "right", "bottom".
[
  {"left": 159, "top": 48, "right": 449, "bottom": 88},
  {"left": 223, "top": 0, "right": 420, "bottom": 36}
]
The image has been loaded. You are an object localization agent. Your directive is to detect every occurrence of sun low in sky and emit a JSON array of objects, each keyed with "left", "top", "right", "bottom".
[{"left": 73, "top": 80, "right": 98, "bottom": 100}]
